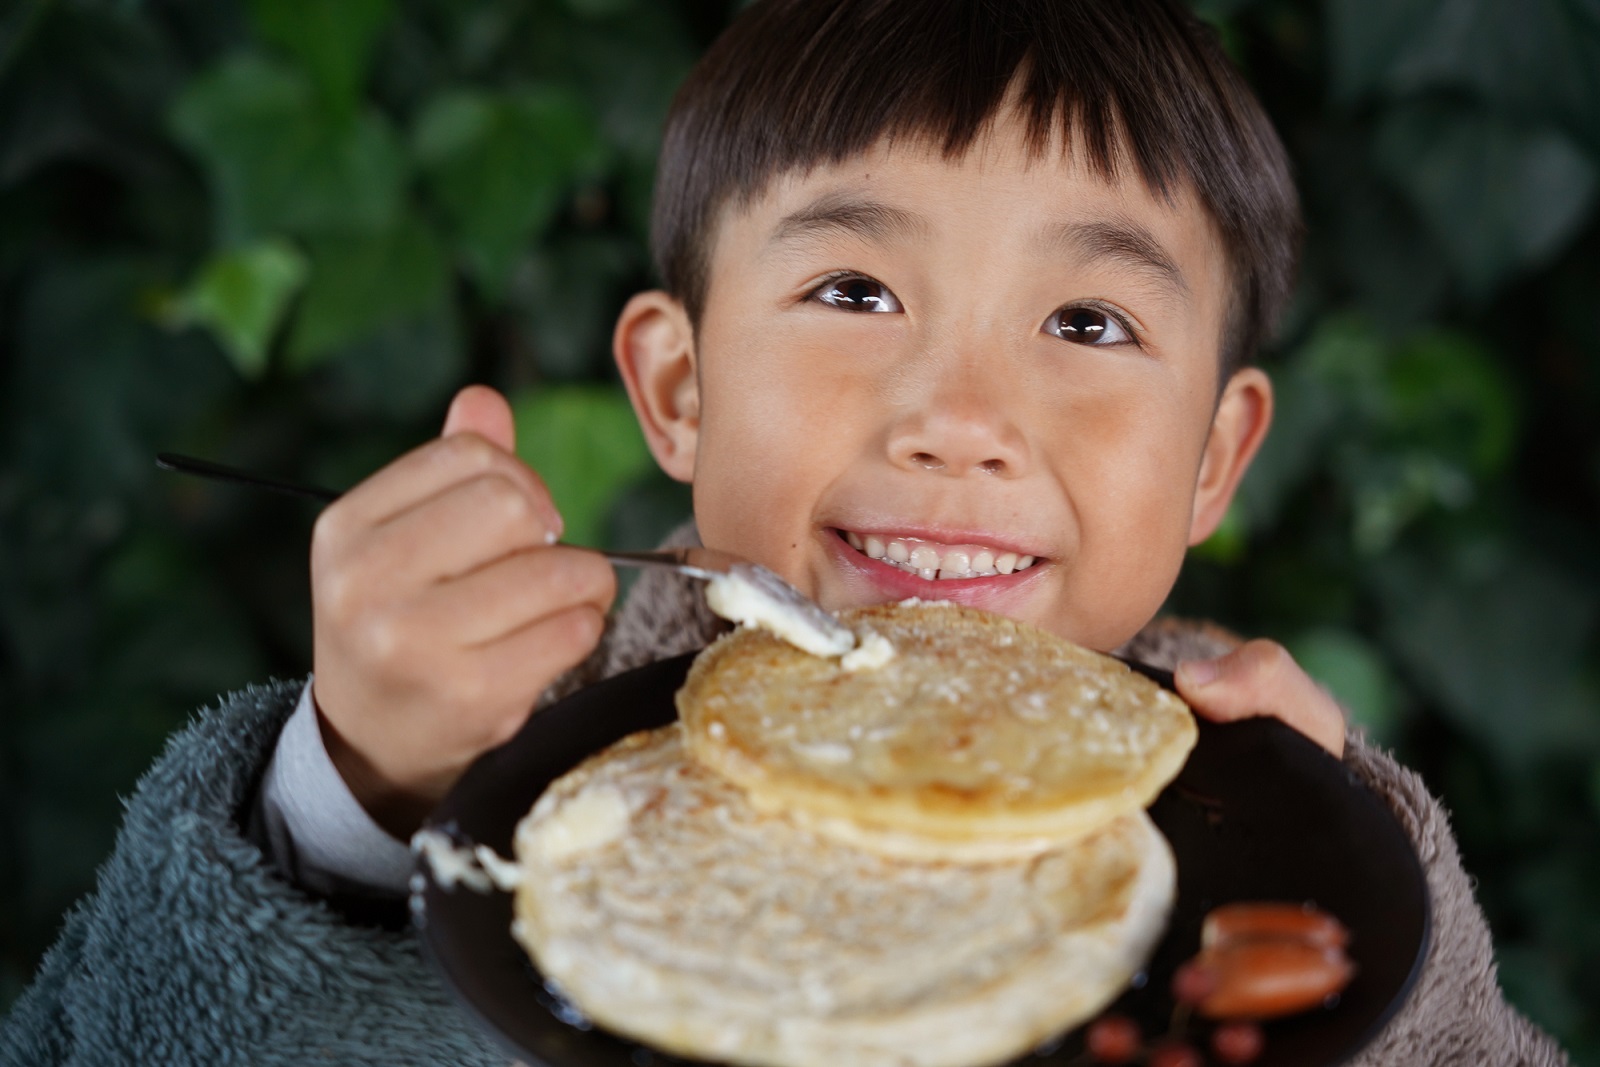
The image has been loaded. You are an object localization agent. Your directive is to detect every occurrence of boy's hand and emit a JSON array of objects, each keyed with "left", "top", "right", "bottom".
[
  {"left": 1175, "top": 641, "right": 1347, "bottom": 758},
  {"left": 309, "top": 385, "right": 617, "bottom": 836}
]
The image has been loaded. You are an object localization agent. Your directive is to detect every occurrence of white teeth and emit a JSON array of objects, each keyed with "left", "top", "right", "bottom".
[{"left": 843, "top": 531, "right": 1040, "bottom": 581}]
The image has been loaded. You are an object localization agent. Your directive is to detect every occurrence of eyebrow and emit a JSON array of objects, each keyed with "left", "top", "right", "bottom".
[
  {"left": 768, "top": 193, "right": 930, "bottom": 248},
  {"left": 1040, "top": 219, "right": 1191, "bottom": 300},
  {"left": 767, "top": 194, "right": 1190, "bottom": 302}
]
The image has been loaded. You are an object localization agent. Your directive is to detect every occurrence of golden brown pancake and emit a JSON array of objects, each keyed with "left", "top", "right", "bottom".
[{"left": 678, "top": 601, "right": 1197, "bottom": 860}]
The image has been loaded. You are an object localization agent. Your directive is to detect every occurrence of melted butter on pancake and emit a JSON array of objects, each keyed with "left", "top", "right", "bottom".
[{"left": 518, "top": 784, "right": 632, "bottom": 863}]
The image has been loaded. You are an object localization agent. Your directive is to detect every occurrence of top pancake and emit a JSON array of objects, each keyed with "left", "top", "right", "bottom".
[{"left": 678, "top": 600, "right": 1197, "bottom": 859}]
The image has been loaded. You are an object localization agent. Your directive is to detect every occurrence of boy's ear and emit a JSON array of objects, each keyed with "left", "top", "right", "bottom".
[
  {"left": 1188, "top": 367, "right": 1273, "bottom": 545},
  {"left": 613, "top": 290, "right": 700, "bottom": 483}
]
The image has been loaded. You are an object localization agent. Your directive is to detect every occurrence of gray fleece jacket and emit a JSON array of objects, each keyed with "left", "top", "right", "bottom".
[{"left": 0, "top": 550, "right": 1568, "bottom": 1066}]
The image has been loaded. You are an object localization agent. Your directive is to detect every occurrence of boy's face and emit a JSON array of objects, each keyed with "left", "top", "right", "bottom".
[{"left": 620, "top": 114, "right": 1271, "bottom": 652}]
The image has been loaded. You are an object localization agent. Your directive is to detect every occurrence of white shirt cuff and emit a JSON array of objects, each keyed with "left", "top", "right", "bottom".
[{"left": 253, "top": 678, "right": 415, "bottom": 897}]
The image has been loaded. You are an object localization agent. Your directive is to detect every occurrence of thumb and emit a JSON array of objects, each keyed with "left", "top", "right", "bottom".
[
  {"left": 1175, "top": 639, "right": 1347, "bottom": 757},
  {"left": 442, "top": 385, "right": 516, "bottom": 454}
]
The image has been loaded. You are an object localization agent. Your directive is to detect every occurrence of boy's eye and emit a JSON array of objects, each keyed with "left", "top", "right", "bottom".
[
  {"left": 1043, "top": 306, "right": 1133, "bottom": 346},
  {"left": 812, "top": 276, "right": 902, "bottom": 313}
]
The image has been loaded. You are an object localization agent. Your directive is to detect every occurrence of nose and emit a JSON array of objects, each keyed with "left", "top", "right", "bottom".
[{"left": 884, "top": 356, "right": 1030, "bottom": 478}]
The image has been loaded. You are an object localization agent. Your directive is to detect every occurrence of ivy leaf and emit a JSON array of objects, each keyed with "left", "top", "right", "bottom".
[
  {"left": 1374, "top": 102, "right": 1598, "bottom": 296},
  {"left": 1383, "top": 0, "right": 1600, "bottom": 155},
  {"left": 1343, "top": 330, "right": 1519, "bottom": 551},
  {"left": 1343, "top": 450, "right": 1473, "bottom": 554},
  {"left": 1326, "top": 0, "right": 1600, "bottom": 153},
  {"left": 1275, "top": 320, "right": 1523, "bottom": 551},
  {"left": 1383, "top": 331, "right": 1519, "bottom": 477},
  {"left": 8, "top": 255, "right": 236, "bottom": 499},
  {"left": 1377, "top": 551, "right": 1600, "bottom": 767},
  {"left": 511, "top": 384, "right": 653, "bottom": 548},
  {"left": 309, "top": 302, "right": 464, "bottom": 421},
  {"left": 1297, "top": 131, "right": 1451, "bottom": 326},
  {"left": 414, "top": 87, "right": 603, "bottom": 294},
  {"left": 1323, "top": 0, "right": 1439, "bottom": 103},
  {"left": 171, "top": 238, "right": 308, "bottom": 379},
  {"left": 248, "top": 0, "right": 393, "bottom": 117},
  {"left": 170, "top": 55, "right": 405, "bottom": 242},
  {"left": 285, "top": 214, "right": 449, "bottom": 369},
  {"left": 508, "top": 232, "right": 641, "bottom": 380}
]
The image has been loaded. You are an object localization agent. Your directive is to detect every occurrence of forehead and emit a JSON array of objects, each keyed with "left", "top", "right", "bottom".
[{"left": 709, "top": 112, "right": 1228, "bottom": 297}]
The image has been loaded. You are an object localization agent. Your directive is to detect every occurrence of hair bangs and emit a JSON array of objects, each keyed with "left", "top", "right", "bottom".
[{"left": 653, "top": 0, "right": 1300, "bottom": 372}]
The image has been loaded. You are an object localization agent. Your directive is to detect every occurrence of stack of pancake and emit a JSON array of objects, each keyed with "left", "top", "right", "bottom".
[{"left": 511, "top": 601, "right": 1197, "bottom": 1067}]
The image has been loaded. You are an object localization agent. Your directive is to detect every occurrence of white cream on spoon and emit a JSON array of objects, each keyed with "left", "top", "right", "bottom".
[{"left": 705, "top": 568, "right": 894, "bottom": 669}]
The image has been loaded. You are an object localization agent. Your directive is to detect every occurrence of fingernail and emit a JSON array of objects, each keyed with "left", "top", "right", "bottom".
[
  {"left": 1179, "top": 659, "right": 1219, "bottom": 687},
  {"left": 543, "top": 508, "right": 565, "bottom": 544}
]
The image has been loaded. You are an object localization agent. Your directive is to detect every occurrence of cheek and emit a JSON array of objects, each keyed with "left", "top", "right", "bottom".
[
  {"left": 703, "top": 300, "right": 906, "bottom": 445},
  {"left": 1040, "top": 371, "right": 1211, "bottom": 601},
  {"left": 690, "top": 327, "right": 879, "bottom": 566},
  {"left": 1047, "top": 369, "right": 1207, "bottom": 518}
]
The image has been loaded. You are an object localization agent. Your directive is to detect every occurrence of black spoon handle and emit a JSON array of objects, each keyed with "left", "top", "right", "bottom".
[{"left": 156, "top": 452, "right": 341, "bottom": 504}]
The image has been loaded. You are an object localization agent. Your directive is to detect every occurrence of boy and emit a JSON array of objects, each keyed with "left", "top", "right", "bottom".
[{"left": 0, "top": 1, "right": 1565, "bottom": 1064}]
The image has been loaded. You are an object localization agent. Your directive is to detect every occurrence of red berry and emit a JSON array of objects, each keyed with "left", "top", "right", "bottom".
[
  {"left": 1085, "top": 1015, "right": 1141, "bottom": 1063},
  {"left": 1172, "top": 959, "right": 1219, "bottom": 1005},
  {"left": 1147, "top": 1041, "right": 1204, "bottom": 1067},
  {"left": 1211, "top": 1021, "right": 1266, "bottom": 1064}
]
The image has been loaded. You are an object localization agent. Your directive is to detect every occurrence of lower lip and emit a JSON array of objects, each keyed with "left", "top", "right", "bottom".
[{"left": 824, "top": 531, "right": 1045, "bottom": 607}]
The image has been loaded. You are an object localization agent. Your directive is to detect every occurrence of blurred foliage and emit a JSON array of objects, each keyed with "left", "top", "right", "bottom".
[{"left": 0, "top": 0, "right": 1596, "bottom": 1056}]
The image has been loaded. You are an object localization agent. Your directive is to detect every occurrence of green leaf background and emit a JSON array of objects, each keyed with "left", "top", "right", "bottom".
[{"left": 1, "top": 0, "right": 1598, "bottom": 1056}]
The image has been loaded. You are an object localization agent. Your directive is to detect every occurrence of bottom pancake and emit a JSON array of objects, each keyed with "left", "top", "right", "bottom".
[{"left": 512, "top": 725, "right": 1175, "bottom": 1067}]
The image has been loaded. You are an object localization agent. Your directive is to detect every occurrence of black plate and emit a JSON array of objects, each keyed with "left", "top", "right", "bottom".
[{"left": 415, "top": 652, "right": 1429, "bottom": 1067}]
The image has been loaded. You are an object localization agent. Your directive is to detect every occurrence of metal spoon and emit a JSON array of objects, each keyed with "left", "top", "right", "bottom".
[{"left": 154, "top": 452, "right": 855, "bottom": 654}]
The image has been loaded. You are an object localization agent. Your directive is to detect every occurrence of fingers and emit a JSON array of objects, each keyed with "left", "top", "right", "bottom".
[
  {"left": 305, "top": 385, "right": 617, "bottom": 836},
  {"left": 362, "top": 470, "right": 563, "bottom": 583},
  {"left": 471, "top": 605, "right": 609, "bottom": 746},
  {"left": 1175, "top": 639, "right": 1347, "bottom": 758},
  {"left": 310, "top": 550, "right": 612, "bottom": 830},
  {"left": 442, "top": 384, "right": 516, "bottom": 452},
  {"left": 341, "top": 602, "right": 609, "bottom": 758},
  {"left": 415, "top": 545, "right": 616, "bottom": 647},
  {"left": 314, "top": 482, "right": 599, "bottom": 664},
  {"left": 316, "top": 384, "right": 538, "bottom": 533},
  {"left": 326, "top": 430, "right": 563, "bottom": 535}
]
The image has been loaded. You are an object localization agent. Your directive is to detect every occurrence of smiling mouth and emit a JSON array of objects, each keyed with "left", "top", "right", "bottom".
[{"left": 835, "top": 529, "right": 1041, "bottom": 581}]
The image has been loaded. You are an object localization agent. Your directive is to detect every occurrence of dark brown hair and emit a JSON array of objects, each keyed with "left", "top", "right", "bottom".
[{"left": 650, "top": 0, "right": 1301, "bottom": 375}]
